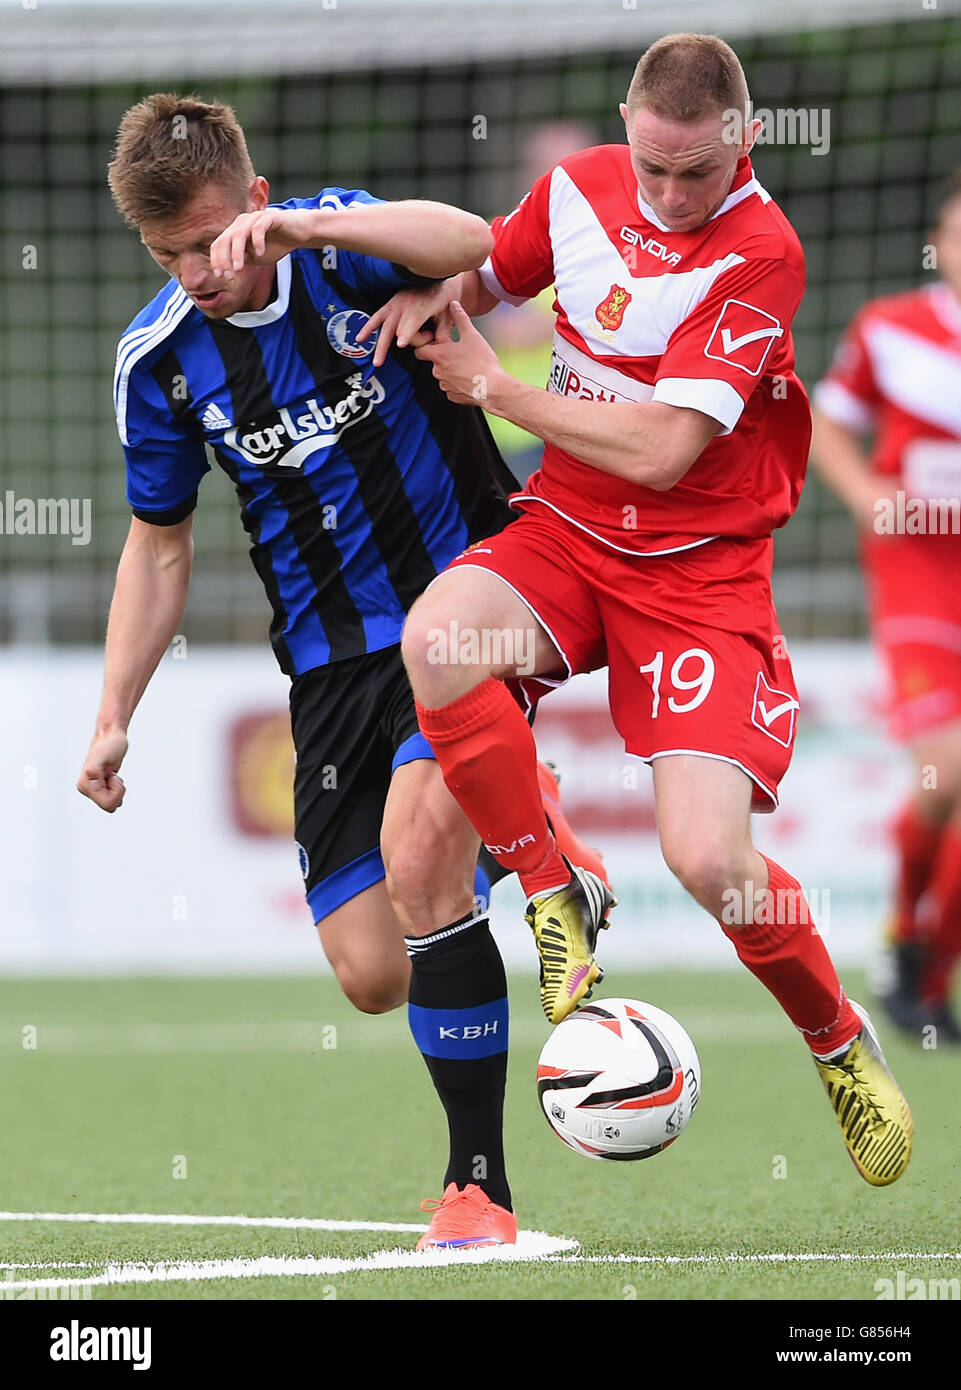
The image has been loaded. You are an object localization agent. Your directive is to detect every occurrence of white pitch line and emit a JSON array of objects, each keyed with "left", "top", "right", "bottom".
[
  {"left": 563, "top": 1252, "right": 961, "bottom": 1265},
  {"left": 4, "top": 1215, "right": 956, "bottom": 1264},
  {"left": 7, "top": 1212, "right": 950, "bottom": 1286},
  {"left": 5, "top": 1246, "right": 958, "bottom": 1293},
  {"left": 0, "top": 1235, "right": 578, "bottom": 1291},
  {"left": 0, "top": 1262, "right": 95, "bottom": 1270},
  {"left": 0, "top": 1211, "right": 427, "bottom": 1234}
]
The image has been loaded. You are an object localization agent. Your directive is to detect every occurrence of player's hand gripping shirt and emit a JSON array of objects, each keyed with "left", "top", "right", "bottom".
[
  {"left": 480, "top": 147, "right": 810, "bottom": 554},
  {"left": 114, "top": 188, "right": 517, "bottom": 676},
  {"left": 814, "top": 283, "right": 961, "bottom": 499}
]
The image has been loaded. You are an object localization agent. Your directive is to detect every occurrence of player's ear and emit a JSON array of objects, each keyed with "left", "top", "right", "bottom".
[
  {"left": 740, "top": 117, "right": 763, "bottom": 158},
  {"left": 248, "top": 176, "right": 270, "bottom": 211}
]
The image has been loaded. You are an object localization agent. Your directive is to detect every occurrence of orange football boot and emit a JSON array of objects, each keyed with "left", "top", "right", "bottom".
[
  {"left": 537, "top": 760, "right": 611, "bottom": 890},
  {"left": 416, "top": 1183, "right": 518, "bottom": 1250}
]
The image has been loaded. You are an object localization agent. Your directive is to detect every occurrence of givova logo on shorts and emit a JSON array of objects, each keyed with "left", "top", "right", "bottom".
[{"left": 751, "top": 672, "right": 799, "bottom": 747}]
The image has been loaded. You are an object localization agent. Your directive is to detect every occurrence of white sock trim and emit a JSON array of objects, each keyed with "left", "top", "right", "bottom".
[{"left": 405, "top": 913, "right": 489, "bottom": 956}]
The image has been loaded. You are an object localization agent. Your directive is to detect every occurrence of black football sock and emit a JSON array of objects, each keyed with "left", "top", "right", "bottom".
[
  {"left": 477, "top": 845, "right": 512, "bottom": 890},
  {"left": 406, "top": 911, "right": 511, "bottom": 1212}
]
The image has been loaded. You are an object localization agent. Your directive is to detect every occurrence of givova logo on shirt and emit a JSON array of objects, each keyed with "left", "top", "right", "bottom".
[
  {"left": 223, "top": 373, "right": 386, "bottom": 468},
  {"left": 704, "top": 298, "right": 784, "bottom": 376}
]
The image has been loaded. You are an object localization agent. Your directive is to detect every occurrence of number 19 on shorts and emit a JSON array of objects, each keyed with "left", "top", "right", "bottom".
[{"left": 638, "top": 648, "right": 716, "bottom": 718}]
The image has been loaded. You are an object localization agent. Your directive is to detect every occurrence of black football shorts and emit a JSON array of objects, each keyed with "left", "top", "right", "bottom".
[
  {"left": 289, "top": 642, "right": 541, "bottom": 922},
  {"left": 289, "top": 644, "right": 437, "bottom": 923}
]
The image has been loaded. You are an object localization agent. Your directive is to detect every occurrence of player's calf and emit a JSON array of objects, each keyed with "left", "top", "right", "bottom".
[
  {"left": 384, "top": 849, "right": 477, "bottom": 938},
  {"left": 382, "top": 757, "right": 486, "bottom": 935}
]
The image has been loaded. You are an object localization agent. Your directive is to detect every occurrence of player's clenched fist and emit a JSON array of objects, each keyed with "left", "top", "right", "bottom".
[
  {"left": 209, "top": 208, "right": 316, "bottom": 277},
  {"left": 77, "top": 727, "right": 129, "bottom": 813}
]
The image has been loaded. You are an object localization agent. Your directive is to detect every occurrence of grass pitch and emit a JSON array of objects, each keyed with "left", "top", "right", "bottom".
[{"left": 1, "top": 969, "right": 957, "bottom": 1301}]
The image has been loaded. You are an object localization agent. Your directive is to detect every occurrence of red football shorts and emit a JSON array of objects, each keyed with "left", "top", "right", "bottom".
[
  {"left": 443, "top": 507, "right": 798, "bottom": 811},
  {"left": 863, "top": 531, "right": 961, "bottom": 743}
]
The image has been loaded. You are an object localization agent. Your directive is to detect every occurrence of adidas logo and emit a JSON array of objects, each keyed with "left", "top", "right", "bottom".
[{"left": 200, "top": 401, "right": 231, "bottom": 431}]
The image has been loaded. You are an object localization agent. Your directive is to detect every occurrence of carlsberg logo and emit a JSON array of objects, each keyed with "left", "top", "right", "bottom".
[{"left": 224, "top": 373, "right": 386, "bottom": 468}]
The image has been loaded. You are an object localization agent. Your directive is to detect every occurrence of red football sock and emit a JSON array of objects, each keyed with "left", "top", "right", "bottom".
[
  {"left": 892, "top": 801, "right": 944, "bottom": 943},
  {"left": 416, "top": 679, "right": 569, "bottom": 896},
  {"left": 719, "top": 855, "right": 860, "bottom": 1056},
  {"left": 920, "top": 826, "right": 961, "bottom": 1004}
]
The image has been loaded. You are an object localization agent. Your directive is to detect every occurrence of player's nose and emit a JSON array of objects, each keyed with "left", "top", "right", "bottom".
[
  {"left": 179, "top": 253, "right": 212, "bottom": 291},
  {"left": 661, "top": 181, "right": 688, "bottom": 212}
]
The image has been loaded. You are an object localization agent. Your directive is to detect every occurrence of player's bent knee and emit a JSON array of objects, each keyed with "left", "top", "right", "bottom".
[
  {"left": 660, "top": 837, "right": 744, "bottom": 907},
  {"left": 335, "top": 962, "right": 408, "bottom": 1016},
  {"left": 401, "top": 600, "right": 464, "bottom": 700},
  {"left": 399, "top": 595, "right": 436, "bottom": 676},
  {"left": 402, "top": 573, "right": 520, "bottom": 699}
]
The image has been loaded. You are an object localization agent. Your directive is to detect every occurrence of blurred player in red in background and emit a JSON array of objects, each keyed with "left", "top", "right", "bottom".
[
  {"left": 365, "top": 31, "right": 914, "bottom": 1185},
  {"left": 812, "top": 172, "right": 961, "bottom": 1045}
]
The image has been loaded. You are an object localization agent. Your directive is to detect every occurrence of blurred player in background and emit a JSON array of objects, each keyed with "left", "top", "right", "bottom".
[
  {"left": 76, "top": 93, "right": 609, "bottom": 1248},
  {"left": 812, "top": 172, "right": 961, "bottom": 1045},
  {"left": 367, "top": 31, "right": 914, "bottom": 1185}
]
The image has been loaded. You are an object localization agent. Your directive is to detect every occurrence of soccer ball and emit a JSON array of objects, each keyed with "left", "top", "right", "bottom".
[{"left": 536, "top": 998, "right": 701, "bottom": 1161}]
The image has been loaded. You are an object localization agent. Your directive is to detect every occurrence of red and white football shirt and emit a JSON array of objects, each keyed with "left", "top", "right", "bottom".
[
  {"left": 814, "top": 282, "right": 961, "bottom": 496},
  {"left": 480, "top": 145, "right": 810, "bottom": 555}
]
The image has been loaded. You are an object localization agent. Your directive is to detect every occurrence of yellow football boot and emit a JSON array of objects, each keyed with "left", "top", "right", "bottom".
[
  {"left": 813, "top": 1002, "right": 913, "bottom": 1186},
  {"left": 526, "top": 859, "right": 616, "bottom": 1025}
]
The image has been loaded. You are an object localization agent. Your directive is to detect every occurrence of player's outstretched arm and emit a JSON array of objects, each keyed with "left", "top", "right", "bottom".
[
  {"left": 417, "top": 302, "right": 720, "bottom": 489},
  {"left": 77, "top": 515, "right": 194, "bottom": 812},
  {"left": 210, "top": 202, "right": 493, "bottom": 282}
]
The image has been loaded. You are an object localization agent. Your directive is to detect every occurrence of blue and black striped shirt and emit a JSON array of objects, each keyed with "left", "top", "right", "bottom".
[{"left": 114, "top": 187, "right": 517, "bottom": 675}]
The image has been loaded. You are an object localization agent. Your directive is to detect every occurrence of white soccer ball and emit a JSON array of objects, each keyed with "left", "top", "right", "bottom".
[{"left": 536, "top": 998, "right": 701, "bottom": 1161}]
